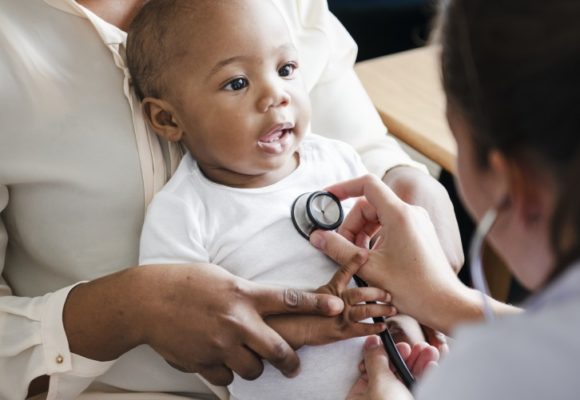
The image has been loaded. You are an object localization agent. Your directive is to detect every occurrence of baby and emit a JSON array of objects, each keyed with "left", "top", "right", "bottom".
[{"left": 128, "top": 0, "right": 428, "bottom": 398}]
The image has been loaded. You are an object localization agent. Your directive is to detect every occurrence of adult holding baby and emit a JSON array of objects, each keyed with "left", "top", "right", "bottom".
[
  {"left": 310, "top": 0, "right": 580, "bottom": 398},
  {"left": 0, "top": 0, "right": 461, "bottom": 399}
]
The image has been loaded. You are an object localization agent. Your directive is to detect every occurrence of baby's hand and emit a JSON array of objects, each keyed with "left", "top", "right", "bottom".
[
  {"left": 267, "top": 286, "right": 395, "bottom": 349},
  {"left": 268, "top": 251, "right": 396, "bottom": 349},
  {"left": 309, "top": 285, "right": 396, "bottom": 346}
]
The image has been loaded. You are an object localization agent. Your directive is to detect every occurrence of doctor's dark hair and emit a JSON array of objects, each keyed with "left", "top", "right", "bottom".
[{"left": 437, "top": 0, "right": 580, "bottom": 279}]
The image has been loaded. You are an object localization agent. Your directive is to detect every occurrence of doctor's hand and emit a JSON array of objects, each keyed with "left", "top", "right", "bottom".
[
  {"left": 309, "top": 175, "right": 470, "bottom": 335},
  {"left": 346, "top": 336, "right": 438, "bottom": 400},
  {"left": 383, "top": 166, "right": 464, "bottom": 272}
]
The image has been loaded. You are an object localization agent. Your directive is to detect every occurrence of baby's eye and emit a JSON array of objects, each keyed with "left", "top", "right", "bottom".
[
  {"left": 223, "top": 77, "right": 249, "bottom": 91},
  {"left": 278, "top": 63, "right": 297, "bottom": 78}
]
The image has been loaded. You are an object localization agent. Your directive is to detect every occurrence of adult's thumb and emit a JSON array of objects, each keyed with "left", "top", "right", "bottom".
[
  {"left": 310, "top": 229, "right": 368, "bottom": 268},
  {"left": 362, "top": 336, "right": 414, "bottom": 399},
  {"left": 363, "top": 335, "right": 392, "bottom": 380}
]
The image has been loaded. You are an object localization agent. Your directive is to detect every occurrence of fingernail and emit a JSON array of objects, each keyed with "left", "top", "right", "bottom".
[
  {"left": 310, "top": 232, "right": 325, "bottom": 249},
  {"left": 364, "top": 335, "right": 382, "bottom": 350}
]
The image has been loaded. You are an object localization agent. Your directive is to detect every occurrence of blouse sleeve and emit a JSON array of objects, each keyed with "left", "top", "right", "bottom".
[
  {"left": 0, "top": 186, "right": 116, "bottom": 400},
  {"left": 279, "top": 0, "right": 428, "bottom": 177}
]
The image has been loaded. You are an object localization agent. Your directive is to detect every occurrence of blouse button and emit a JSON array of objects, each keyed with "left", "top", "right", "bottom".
[{"left": 56, "top": 355, "right": 64, "bottom": 364}]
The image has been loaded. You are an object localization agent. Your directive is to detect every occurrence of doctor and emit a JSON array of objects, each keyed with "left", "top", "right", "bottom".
[{"left": 310, "top": 0, "right": 580, "bottom": 398}]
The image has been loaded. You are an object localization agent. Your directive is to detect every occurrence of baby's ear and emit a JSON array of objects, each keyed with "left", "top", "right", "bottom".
[{"left": 142, "top": 97, "right": 182, "bottom": 142}]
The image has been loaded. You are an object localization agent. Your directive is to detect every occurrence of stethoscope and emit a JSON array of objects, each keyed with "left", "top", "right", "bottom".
[{"left": 291, "top": 191, "right": 415, "bottom": 388}]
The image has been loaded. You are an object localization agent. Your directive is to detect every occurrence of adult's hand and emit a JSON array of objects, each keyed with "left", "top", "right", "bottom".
[
  {"left": 309, "top": 175, "right": 479, "bottom": 334},
  {"left": 63, "top": 263, "right": 344, "bottom": 386},
  {"left": 346, "top": 336, "right": 438, "bottom": 400},
  {"left": 383, "top": 166, "right": 464, "bottom": 272}
]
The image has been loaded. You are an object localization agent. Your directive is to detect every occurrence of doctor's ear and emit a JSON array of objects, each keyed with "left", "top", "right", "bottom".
[
  {"left": 141, "top": 97, "right": 182, "bottom": 142},
  {"left": 488, "top": 151, "right": 547, "bottom": 227}
]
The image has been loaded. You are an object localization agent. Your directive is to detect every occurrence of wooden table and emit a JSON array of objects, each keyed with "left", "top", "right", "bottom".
[
  {"left": 355, "top": 46, "right": 457, "bottom": 174},
  {"left": 356, "top": 46, "right": 513, "bottom": 301}
]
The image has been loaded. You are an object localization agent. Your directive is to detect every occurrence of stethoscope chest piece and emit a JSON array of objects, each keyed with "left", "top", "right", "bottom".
[{"left": 291, "top": 191, "right": 344, "bottom": 239}]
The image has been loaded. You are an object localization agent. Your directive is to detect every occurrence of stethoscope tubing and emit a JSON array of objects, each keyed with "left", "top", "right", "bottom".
[{"left": 353, "top": 275, "right": 415, "bottom": 388}]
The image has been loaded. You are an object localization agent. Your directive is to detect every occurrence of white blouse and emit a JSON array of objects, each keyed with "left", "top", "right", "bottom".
[{"left": 0, "top": 0, "right": 424, "bottom": 399}]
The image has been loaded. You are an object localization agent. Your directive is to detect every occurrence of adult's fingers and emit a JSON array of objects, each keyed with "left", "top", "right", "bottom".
[
  {"left": 250, "top": 282, "right": 344, "bottom": 316},
  {"left": 225, "top": 346, "right": 264, "bottom": 381},
  {"left": 337, "top": 197, "right": 380, "bottom": 246},
  {"left": 361, "top": 335, "right": 397, "bottom": 393},
  {"left": 326, "top": 174, "right": 405, "bottom": 226},
  {"left": 199, "top": 365, "right": 235, "bottom": 386},
  {"left": 361, "top": 336, "right": 415, "bottom": 400},
  {"left": 242, "top": 316, "right": 301, "bottom": 378},
  {"left": 323, "top": 248, "right": 368, "bottom": 293},
  {"left": 401, "top": 342, "right": 439, "bottom": 378},
  {"left": 422, "top": 325, "right": 450, "bottom": 356},
  {"left": 395, "top": 342, "right": 412, "bottom": 360},
  {"left": 346, "top": 374, "right": 369, "bottom": 399},
  {"left": 411, "top": 345, "right": 439, "bottom": 377},
  {"left": 310, "top": 229, "right": 368, "bottom": 274}
]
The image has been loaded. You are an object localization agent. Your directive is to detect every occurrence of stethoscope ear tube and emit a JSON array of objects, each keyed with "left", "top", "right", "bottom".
[{"left": 353, "top": 275, "right": 415, "bottom": 388}]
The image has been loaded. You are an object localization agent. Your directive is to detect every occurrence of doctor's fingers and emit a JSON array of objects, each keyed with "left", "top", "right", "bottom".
[
  {"left": 359, "top": 342, "right": 411, "bottom": 376},
  {"left": 326, "top": 174, "right": 406, "bottom": 226},
  {"left": 401, "top": 342, "right": 439, "bottom": 378},
  {"left": 361, "top": 336, "right": 411, "bottom": 399},
  {"left": 310, "top": 230, "right": 369, "bottom": 285},
  {"left": 422, "top": 325, "right": 450, "bottom": 356},
  {"left": 337, "top": 197, "right": 381, "bottom": 248},
  {"left": 249, "top": 282, "right": 345, "bottom": 317}
]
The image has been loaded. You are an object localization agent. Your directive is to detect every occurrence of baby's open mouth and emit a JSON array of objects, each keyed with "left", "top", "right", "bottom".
[
  {"left": 258, "top": 124, "right": 294, "bottom": 154},
  {"left": 259, "top": 128, "right": 291, "bottom": 143}
]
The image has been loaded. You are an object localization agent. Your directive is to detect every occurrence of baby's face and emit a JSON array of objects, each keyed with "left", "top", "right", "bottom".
[{"left": 167, "top": 0, "right": 311, "bottom": 188}]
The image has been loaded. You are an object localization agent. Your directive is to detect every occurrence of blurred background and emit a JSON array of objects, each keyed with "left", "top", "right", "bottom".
[{"left": 328, "top": 0, "right": 435, "bottom": 61}]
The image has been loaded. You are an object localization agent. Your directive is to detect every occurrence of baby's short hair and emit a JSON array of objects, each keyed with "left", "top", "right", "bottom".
[{"left": 126, "top": 0, "right": 214, "bottom": 100}]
